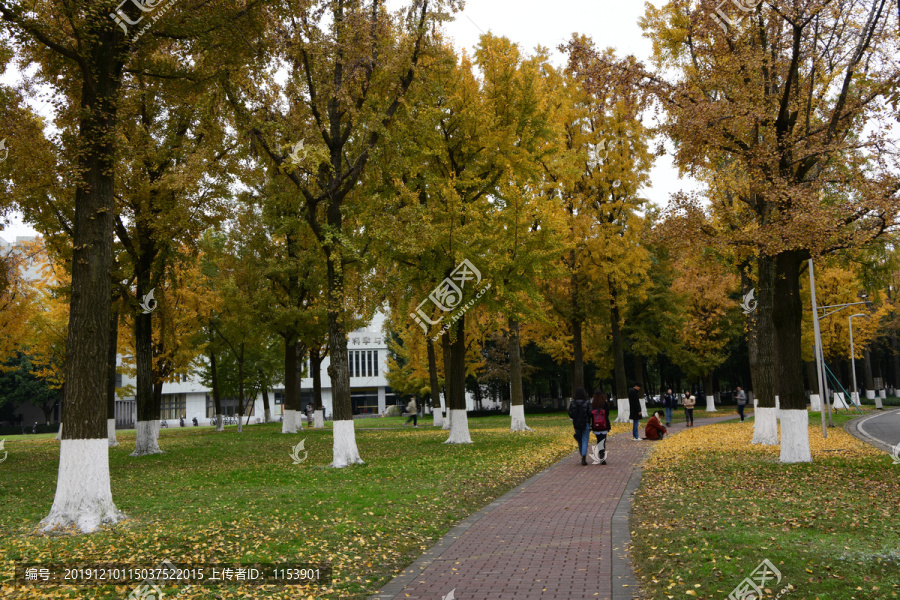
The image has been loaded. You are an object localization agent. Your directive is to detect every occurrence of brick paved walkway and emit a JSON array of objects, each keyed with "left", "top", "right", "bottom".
[{"left": 369, "top": 413, "right": 740, "bottom": 600}]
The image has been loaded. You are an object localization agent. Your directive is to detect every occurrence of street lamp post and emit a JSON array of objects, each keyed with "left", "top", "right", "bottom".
[{"left": 848, "top": 313, "right": 866, "bottom": 408}]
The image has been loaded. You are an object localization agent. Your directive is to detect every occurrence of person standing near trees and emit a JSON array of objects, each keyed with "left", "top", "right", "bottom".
[
  {"left": 662, "top": 388, "right": 676, "bottom": 427},
  {"left": 590, "top": 390, "right": 611, "bottom": 464},
  {"left": 628, "top": 382, "right": 643, "bottom": 441},
  {"left": 735, "top": 386, "right": 747, "bottom": 422},
  {"left": 682, "top": 390, "right": 696, "bottom": 427},
  {"left": 568, "top": 388, "right": 593, "bottom": 465},
  {"left": 403, "top": 395, "right": 418, "bottom": 428}
]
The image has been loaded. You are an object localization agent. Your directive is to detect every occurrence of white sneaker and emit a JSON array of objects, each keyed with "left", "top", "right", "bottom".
[{"left": 632, "top": 437, "right": 642, "bottom": 441}]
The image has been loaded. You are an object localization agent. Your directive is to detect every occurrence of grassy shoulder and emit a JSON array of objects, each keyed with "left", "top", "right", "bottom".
[
  {"left": 630, "top": 417, "right": 899, "bottom": 599},
  {"left": 0, "top": 413, "right": 595, "bottom": 599}
]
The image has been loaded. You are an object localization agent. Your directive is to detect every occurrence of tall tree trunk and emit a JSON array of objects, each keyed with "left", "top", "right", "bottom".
[
  {"left": 426, "top": 338, "right": 443, "bottom": 427},
  {"left": 806, "top": 361, "right": 819, "bottom": 395},
  {"left": 891, "top": 332, "right": 900, "bottom": 393},
  {"left": 326, "top": 272, "right": 362, "bottom": 466},
  {"left": 864, "top": 347, "right": 875, "bottom": 392},
  {"left": 236, "top": 342, "right": 245, "bottom": 433},
  {"left": 310, "top": 346, "right": 325, "bottom": 428},
  {"left": 508, "top": 318, "right": 531, "bottom": 431},
  {"left": 773, "top": 251, "right": 811, "bottom": 462},
  {"left": 210, "top": 346, "right": 224, "bottom": 431},
  {"left": 571, "top": 320, "right": 584, "bottom": 393},
  {"left": 107, "top": 308, "right": 119, "bottom": 447},
  {"left": 260, "top": 369, "right": 271, "bottom": 423},
  {"left": 282, "top": 336, "right": 302, "bottom": 433},
  {"left": 441, "top": 332, "right": 453, "bottom": 430},
  {"left": 445, "top": 314, "right": 472, "bottom": 443},
  {"left": 42, "top": 68, "right": 123, "bottom": 531},
  {"left": 609, "top": 281, "right": 628, "bottom": 422},
  {"left": 132, "top": 279, "right": 161, "bottom": 456},
  {"left": 704, "top": 372, "right": 716, "bottom": 412},
  {"left": 751, "top": 254, "right": 779, "bottom": 445}
]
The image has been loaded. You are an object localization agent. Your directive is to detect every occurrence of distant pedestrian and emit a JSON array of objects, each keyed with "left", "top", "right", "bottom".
[
  {"left": 32, "top": 421, "right": 38, "bottom": 434},
  {"left": 305, "top": 402, "right": 315, "bottom": 425},
  {"left": 663, "top": 388, "right": 676, "bottom": 426},
  {"left": 645, "top": 411, "right": 668, "bottom": 440},
  {"left": 568, "top": 388, "right": 593, "bottom": 465},
  {"left": 403, "top": 396, "right": 418, "bottom": 427},
  {"left": 736, "top": 386, "right": 747, "bottom": 422},
  {"left": 628, "top": 382, "right": 643, "bottom": 441},
  {"left": 683, "top": 390, "right": 696, "bottom": 427},
  {"left": 590, "top": 390, "right": 611, "bottom": 464}
]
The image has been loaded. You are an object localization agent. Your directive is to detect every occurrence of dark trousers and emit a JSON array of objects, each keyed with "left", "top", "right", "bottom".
[
  {"left": 405, "top": 413, "right": 417, "bottom": 425},
  {"left": 684, "top": 408, "right": 694, "bottom": 425},
  {"left": 737, "top": 404, "right": 745, "bottom": 421}
]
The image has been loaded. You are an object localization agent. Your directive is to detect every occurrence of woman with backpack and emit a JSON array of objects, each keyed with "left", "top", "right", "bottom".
[
  {"left": 568, "top": 388, "right": 593, "bottom": 466},
  {"left": 590, "top": 390, "right": 611, "bottom": 465},
  {"left": 682, "top": 390, "right": 696, "bottom": 427}
]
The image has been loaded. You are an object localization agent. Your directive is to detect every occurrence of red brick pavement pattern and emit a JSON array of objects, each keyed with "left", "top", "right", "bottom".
[
  {"left": 382, "top": 431, "right": 651, "bottom": 600},
  {"left": 373, "top": 414, "right": 739, "bottom": 600}
]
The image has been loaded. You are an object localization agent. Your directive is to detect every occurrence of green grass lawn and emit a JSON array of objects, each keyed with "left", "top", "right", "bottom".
[
  {"left": 629, "top": 415, "right": 900, "bottom": 600},
  {"left": 0, "top": 413, "right": 587, "bottom": 599}
]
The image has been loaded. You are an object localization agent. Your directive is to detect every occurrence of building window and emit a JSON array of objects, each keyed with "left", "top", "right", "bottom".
[
  {"left": 373, "top": 350, "right": 378, "bottom": 376},
  {"left": 161, "top": 393, "right": 186, "bottom": 419},
  {"left": 274, "top": 390, "right": 284, "bottom": 405}
]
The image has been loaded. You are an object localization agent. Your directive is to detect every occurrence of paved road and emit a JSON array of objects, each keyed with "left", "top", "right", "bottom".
[
  {"left": 850, "top": 408, "right": 900, "bottom": 452},
  {"left": 369, "top": 414, "right": 739, "bottom": 600}
]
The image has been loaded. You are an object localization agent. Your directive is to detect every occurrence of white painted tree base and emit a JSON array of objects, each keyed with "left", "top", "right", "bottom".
[
  {"left": 314, "top": 409, "right": 324, "bottom": 429},
  {"left": 509, "top": 404, "right": 532, "bottom": 431},
  {"left": 752, "top": 407, "right": 779, "bottom": 445},
  {"left": 705, "top": 395, "right": 717, "bottom": 412},
  {"left": 833, "top": 393, "right": 849, "bottom": 409},
  {"left": 639, "top": 398, "right": 648, "bottom": 418},
  {"left": 432, "top": 408, "right": 443, "bottom": 427},
  {"left": 282, "top": 410, "right": 302, "bottom": 434},
  {"left": 107, "top": 419, "right": 118, "bottom": 447},
  {"left": 809, "top": 394, "right": 821, "bottom": 412},
  {"left": 444, "top": 409, "right": 472, "bottom": 444},
  {"left": 56, "top": 422, "right": 63, "bottom": 441},
  {"left": 131, "top": 421, "right": 162, "bottom": 456},
  {"left": 442, "top": 409, "right": 451, "bottom": 430},
  {"left": 40, "top": 439, "right": 124, "bottom": 533},
  {"left": 850, "top": 392, "right": 860, "bottom": 406},
  {"left": 779, "top": 409, "right": 811, "bottom": 463},
  {"left": 866, "top": 390, "right": 876, "bottom": 399},
  {"left": 264, "top": 409, "right": 271, "bottom": 423},
  {"left": 879, "top": 389, "right": 887, "bottom": 399},
  {"left": 615, "top": 399, "right": 630, "bottom": 423},
  {"left": 331, "top": 420, "right": 365, "bottom": 468},
  {"left": 215, "top": 413, "right": 224, "bottom": 432}
]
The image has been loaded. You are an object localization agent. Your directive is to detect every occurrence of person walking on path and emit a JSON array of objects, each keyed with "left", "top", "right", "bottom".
[
  {"left": 590, "top": 390, "right": 611, "bottom": 464},
  {"left": 305, "top": 402, "right": 315, "bottom": 426},
  {"left": 568, "top": 388, "right": 593, "bottom": 465},
  {"left": 628, "top": 382, "right": 643, "bottom": 441},
  {"left": 683, "top": 390, "right": 696, "bottom": 427},
  {"left": 645, "top": 410, "right": 668, "bottom": 440},
  {"left": 735, "top": 386, "right": 747, "bottom": 422},
  {"left": 662, "top": 388, "right": 676, "bottom": 427},
  {"left": 403, "top": 396, "right": 418, "bottom": 427}
]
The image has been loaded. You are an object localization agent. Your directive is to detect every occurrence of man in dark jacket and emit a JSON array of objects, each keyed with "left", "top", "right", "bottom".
[
  {"left": 663, "top": 388, "right": 676, "bottom": 426},
  {"left": 628, "top": 383, "right": 643, "bottom": 441},
  {"left": 568, "top": 388, "right": 593, "bottom": 465}
]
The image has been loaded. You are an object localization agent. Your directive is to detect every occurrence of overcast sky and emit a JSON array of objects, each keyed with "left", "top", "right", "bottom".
[{"left": 1, "top": 0, "right": 701, "bottom": 240}]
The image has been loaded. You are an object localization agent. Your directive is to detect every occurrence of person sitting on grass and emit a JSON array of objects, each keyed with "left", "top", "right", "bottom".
[{"left": 645, "top": 411, "right": 668, "bottom": 440}]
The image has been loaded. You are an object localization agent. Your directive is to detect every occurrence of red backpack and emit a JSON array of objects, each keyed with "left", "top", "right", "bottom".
[{"left": 591, "top": 408, "right": 608, "bottom": 432}]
